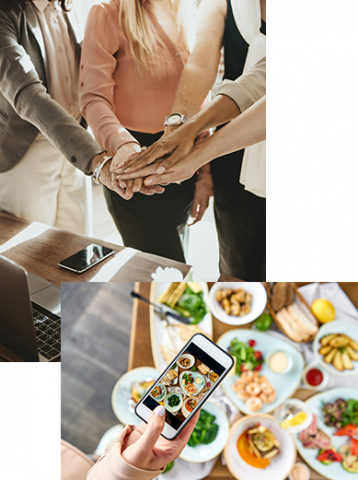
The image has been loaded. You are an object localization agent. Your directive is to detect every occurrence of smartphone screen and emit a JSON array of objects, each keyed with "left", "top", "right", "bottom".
[
  {"left": 58, "top": 244, "right": 114, "bottom": 273},
  {"left": 135, "top": 333, "right": 233, "bottom": 439}
]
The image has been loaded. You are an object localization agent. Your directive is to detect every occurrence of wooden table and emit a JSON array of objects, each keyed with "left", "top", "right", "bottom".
[
  {"left": 129, "top": 282, "right": 358, "bottom": 480},
  {"left": 0, "top": 212, "right": 238, "bottom": 284}
]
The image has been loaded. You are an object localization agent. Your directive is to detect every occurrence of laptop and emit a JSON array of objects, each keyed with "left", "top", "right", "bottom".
[{"left": 0, "top": 255, "right": 61, "bottom": 362}]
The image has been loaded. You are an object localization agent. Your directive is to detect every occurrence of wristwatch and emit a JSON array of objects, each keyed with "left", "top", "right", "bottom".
[
  {"left": 92, "top": 155, "right": 112, "bottom": 184},
  {"left": 164, "top": 112, "right": 187, "bottom": 126}
]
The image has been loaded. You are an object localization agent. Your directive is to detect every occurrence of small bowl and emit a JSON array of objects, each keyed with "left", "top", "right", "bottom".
[
  {"left": 302, "top": 363, "right": 329, "bottom": 390},
  {"left": 266, "top": 350, "right": 293, "bottom": 375},
  {"left": 208, "top": 282, "right": 267, "bottom": 326},
  {"left": 182, "top": 397, "right": 199, "bottom": 418},
  {"left": 288, "top": 462, "right": 310, "bottom": 480},
  {"left": 164, "top": 392, "right": 183, "bottom": 413},
  {"left": 178, "top": 353, "right": 195, "bottom": 372},
  {"left": 150, "top": 383, "right": 167, "bottom": 402}
]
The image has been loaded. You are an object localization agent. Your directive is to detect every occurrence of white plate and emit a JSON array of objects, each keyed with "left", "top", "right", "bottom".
[
  {"left": 294, "top": 387, "right": 358, "bottom": 480},
  {"left": 208, "top": 282, "right": 267, "bottom": 325},
  {"left": 217, "top": 329, "right": 305, "bottom": 414},
  {"left": 150, "top": 283, "right": 213, "bottom": 370},
  {"left": 111, "top": 367, "right": 160, "bottom": 426},
  {"left": 313, "top": 319, "right": 358, "bottom": 376},
  {"left": 224, "top": 414, "right": 296, "bottom": 480},
  {"left": 180, "top": 401, "right": 230, "bottom": 463}
]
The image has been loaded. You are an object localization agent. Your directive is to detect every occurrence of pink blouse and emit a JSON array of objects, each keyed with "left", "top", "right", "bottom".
[{"left": 79, "top": 0, "right": 190, "bottom": 156}]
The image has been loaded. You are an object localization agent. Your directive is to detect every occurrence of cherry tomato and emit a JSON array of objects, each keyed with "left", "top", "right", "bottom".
[
  {"left": 254, "top": 351, "right": 262, "bottom": 359},
  {"left": 248, "top": 339, "right": 256, "bottom": 347},
  {"left": 255, "top": 364, "right": 262, "bottom": 372},
  {"left": 241, "top": 363, "right": 247, "bottom": 371}
]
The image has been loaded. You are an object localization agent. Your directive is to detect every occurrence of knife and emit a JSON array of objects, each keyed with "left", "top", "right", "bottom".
[{"left": 130, "top": 291, "right": 191, "bottom": 324}]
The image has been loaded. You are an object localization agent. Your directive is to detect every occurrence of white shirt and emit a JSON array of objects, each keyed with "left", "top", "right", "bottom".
[{"left": 33, "top": 0, "right": 81, "bottom": 122}]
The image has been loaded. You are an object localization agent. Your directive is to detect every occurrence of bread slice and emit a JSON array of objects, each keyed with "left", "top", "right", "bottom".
[
  {"left": 276, "top": 308, "right": 307, "bottom": 342},
  {"left": 271, "top": 282, "right": 295, "bottom": 312},
  {"left": 287, "top": 302, "right": 318, "bottom": 336}
]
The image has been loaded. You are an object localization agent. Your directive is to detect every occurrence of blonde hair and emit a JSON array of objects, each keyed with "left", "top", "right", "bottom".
[{"left": 118, "top": 0, "right": 196, "bottom": 73}]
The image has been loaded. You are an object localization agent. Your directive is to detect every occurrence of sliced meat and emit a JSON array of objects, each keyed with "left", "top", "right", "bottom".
[
  {"left": 302, "top": 439, "right": 318, "bottom": 449},
  {"left": 315, "top": 429, "right": 332, "bottom": 449},
  {"left": 299, "top": 428, "right": 309, "bottom": 442},
  {"left": 309, "top": 414, "right": 318, "bottom": 436}
]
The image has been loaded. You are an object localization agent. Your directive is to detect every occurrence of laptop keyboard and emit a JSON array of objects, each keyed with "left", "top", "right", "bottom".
[{"left": 32, "top": 307, "right": 61, "bottom": 360}]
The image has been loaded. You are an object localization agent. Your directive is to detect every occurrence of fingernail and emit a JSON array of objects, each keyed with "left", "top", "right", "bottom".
[
  {"left": 124, "top": 168, "right": 130, "bottom": 173},
  {"left": 120, "top": 182, "right": 126, "bottom": 188},
  {"left": 157, "top": 166, "right": 166, "bottom": 174},
  {"left": 154, "top": 406, "right": 166, "bottom": 416},
  {"left": 146, "top": 178, "right": 153, "bottom": 185}
]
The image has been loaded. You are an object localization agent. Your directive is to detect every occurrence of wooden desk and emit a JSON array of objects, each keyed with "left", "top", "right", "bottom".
[
  {"left": 0, "top": 212, "right": 238, "bottom": 284},
  {"left": 129, "top": 282, "right": 358, "bottom": 480}
]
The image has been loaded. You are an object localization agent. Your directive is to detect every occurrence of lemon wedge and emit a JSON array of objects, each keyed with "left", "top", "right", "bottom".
[
  {"left": 311, "top": 298, "right": 336, "bottom": 323},
  {"left": 280, "top": 412, "right": 307, "bottom": 430}
]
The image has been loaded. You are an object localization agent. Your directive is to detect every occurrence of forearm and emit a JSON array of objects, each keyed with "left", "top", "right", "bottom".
[
  {"left": 171, "top": 62, "right": 217, "bottom": 119},
  {"left": 184, "top": 94, "right": 240, "bottom": 137},
  {"left": 14, "top": 84, "right": 104, "bottom": 174},
  {"left": 191, "top": 96, "right": 266, "bottom": 167}
]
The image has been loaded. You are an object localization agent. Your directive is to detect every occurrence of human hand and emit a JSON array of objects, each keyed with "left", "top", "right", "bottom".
[
  {"left": 114, "top": 123, "right": 198, "bottom": 177},
  {"left": 100, "top": 160, "right": 165, "bottom": 199},
  {"left": 110, "top": 143, "right": 166, "bottom": 198},
  {"left": 188, "top": 189, "right": 210, "bottom": 226},
  {"left": 122, "top": 405, "right": 200, "bottom": 471}
]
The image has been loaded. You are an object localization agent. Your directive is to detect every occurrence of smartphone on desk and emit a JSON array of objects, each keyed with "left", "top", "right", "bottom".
[
  {"left": 58, "top": 243, "right": 114, "bottom": 273},
  {"left": 135, "top": 333, "right": 234, "bottom": 440}
]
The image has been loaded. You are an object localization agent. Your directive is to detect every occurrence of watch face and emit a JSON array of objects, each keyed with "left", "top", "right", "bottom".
[{"left": 168, "top": 114, "right": 181, "bottom": 125}]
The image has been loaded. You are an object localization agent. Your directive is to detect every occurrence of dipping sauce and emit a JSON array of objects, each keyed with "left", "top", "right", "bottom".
[
  {"left": 305, "top": 368, "right": 323, "bottom": 386},
  {"left": 289, "top": 463, "right": 310, "bottom": 480},
  {"left": 269, "top": 352, "right": 288, "bottom": 373}
]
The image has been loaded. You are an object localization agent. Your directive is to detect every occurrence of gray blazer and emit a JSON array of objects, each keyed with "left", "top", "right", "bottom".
[{"left": 0, "top": 3, "right": 104, "bottom": 174}]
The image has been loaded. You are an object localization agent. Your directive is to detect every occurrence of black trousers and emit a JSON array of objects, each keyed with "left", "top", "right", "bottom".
[
  {"left": 211, "top": 148, "right": 266, "bottom": 281},
  {"left": 103, "top": 130, "right": 196, "bottom": 263}
]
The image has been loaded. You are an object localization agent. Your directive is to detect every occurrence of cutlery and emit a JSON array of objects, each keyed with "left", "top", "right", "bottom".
[{"left": 130, "top": 291, "right": 191, "bottom": 324}]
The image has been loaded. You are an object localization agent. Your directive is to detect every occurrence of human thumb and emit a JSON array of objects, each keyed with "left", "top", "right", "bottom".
[{"left": 137, "top": 406, "right": 166, "bottom": 452}]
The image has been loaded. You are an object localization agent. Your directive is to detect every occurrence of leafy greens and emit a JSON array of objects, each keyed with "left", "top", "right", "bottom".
[{"left": 188, "top": 409, "right": 219, "bottom": 447}]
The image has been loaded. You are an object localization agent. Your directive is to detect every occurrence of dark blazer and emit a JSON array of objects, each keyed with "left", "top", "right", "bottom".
[{"left": 0, "top": 3, "right": 104, "bottom": 173}]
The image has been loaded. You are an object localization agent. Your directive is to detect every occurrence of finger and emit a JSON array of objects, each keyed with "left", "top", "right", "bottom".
[
  {"left": 139, "top": 185, "right": 165, "bottom": 195},
  {"left": 116, "top": 163, "right": 160, "bottom": 180},
  {"left": 154, "top": 149, "right": 184, "bottom": 174},
  {"left": 111, "top": 172, "right": 119, "bottom": 187},
  {"left": 123, "top": 145, "right": 172, "bottom": 174},
  {"left": 125, "top": 179, "right": 134, "bottom": 199},
  {"left": 115, "top": 145, "right": 155, "bottom": 173},
  {"left": 188, "top": 197, "right": 209, "bottom": 226},
  {"left": 132, "top": 177, "right": 143, "bottom": 193},
  {"left": 136, "top": 405, "right": 166, "bottom": 452},
  {"left": 112, "top": 151, "right": 141, "bottom": 172}
]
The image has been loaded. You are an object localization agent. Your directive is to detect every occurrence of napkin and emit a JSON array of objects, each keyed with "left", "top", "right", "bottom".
[{"left": 151, "top": 267, "right": 184, "bottom": 282}]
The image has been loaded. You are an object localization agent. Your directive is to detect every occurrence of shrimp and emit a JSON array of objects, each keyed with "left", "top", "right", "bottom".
[
  {"left": 245, "top": 382, "right": 261, "bottom": 396},
  {"left": 260, "top": 382, "right": 274, "bottom": 395},
  {"left": 241, "top": 371, "right": 255, "bottom": 383},
  {"left": 237, "top": 390, "right": 249, "bottom": 401},
  {"left": 246, "top": 396, "right": 262, "bottom": 412},
  {"left": 260, "top": 390, "right": 276, "bottom": 404}
]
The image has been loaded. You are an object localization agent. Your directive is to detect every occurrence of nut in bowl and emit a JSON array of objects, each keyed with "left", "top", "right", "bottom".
[
  {"left": 209, "top": 282, "right": 267, "bottom": 326},
  {"left": 313, "top": 320, "right": 358, "bottom": 376}
]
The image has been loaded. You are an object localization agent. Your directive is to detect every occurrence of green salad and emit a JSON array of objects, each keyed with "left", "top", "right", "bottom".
[
  {"left": 342, "top": 399, "right": 358, "bottom": 427},
  {"left": 174, "top": 286, "right": 207, "bottom": 324},
  {"left": 168, "top": 395, "right": 180, "bottom": 407},
  {"left": 188, "top": 409, "right": 219, "bottom": 447},
  {"left": 228, "top": 338, "right": 264, "bottom": 375}
]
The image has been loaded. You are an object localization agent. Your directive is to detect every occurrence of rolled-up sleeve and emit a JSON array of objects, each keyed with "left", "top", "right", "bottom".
[
  {"left": 87, "top": 425, "right": 164, "bottom": 480},
  {"left": 79, "top": 5, "right": 139, "bottom": 156},
  {"left": 215, "top": 56, "right": 266, "bottom": 113}
]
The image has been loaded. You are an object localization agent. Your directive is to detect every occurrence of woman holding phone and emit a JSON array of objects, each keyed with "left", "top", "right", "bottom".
[{"left": 79, "top": 0, "right": 212, "bottom": 262}]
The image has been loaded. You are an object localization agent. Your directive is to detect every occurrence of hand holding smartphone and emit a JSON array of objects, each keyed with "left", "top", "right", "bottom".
[{"left": 135, "top": 333, "right": 234, "bottom": 440}]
